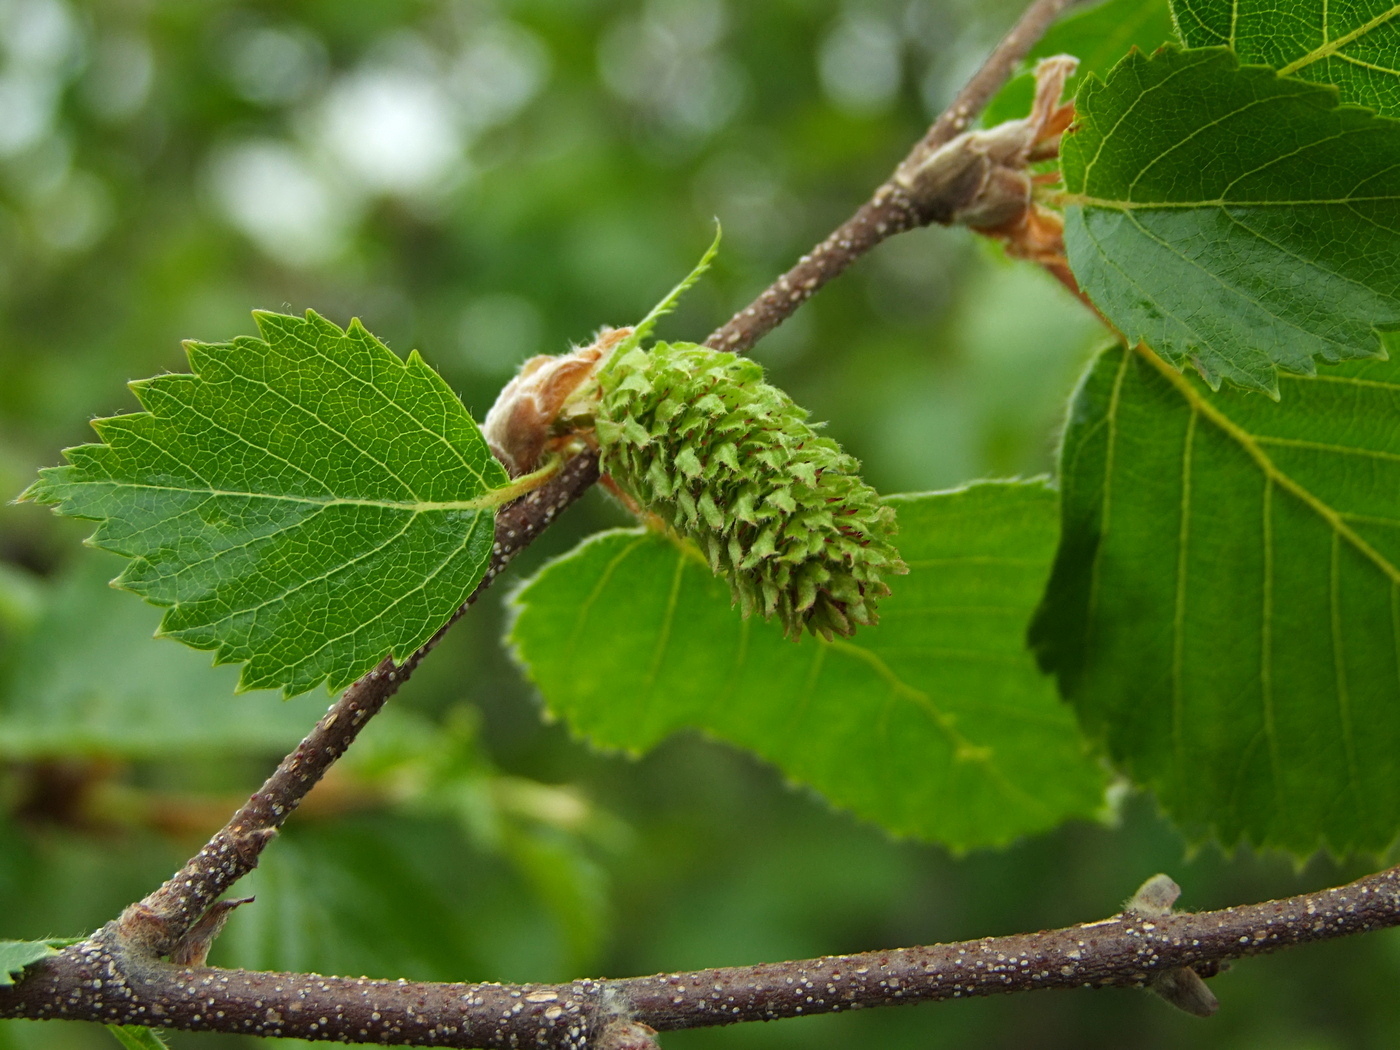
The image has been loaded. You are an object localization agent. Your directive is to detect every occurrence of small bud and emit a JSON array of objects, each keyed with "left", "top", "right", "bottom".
[
  {"left": 231, "top": 825, "right": 279, "bottom": 866},
  {"left": 1126, "top": 873, "right": 1181, "bottom": 918},
  {"left": 895, "top": 54, "right": 1078, "bottom": 229},
  {"left": 1149, "top": 965, "right": 1219, "bottom": 1018},
  {"left": 114, "top": 902, "right": 172, "bottom": 956},
  {"left": 598, "top": 1020, "right": 661, "bottom": 1050},
  {"left": 1122, "top": 875, "right": 1220, "bottom": 1017}
]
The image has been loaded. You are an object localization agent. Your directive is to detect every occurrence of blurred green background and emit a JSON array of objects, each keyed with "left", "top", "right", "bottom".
[{"left": 1, "top": 0, "right": 1396, "bottom": 1047}]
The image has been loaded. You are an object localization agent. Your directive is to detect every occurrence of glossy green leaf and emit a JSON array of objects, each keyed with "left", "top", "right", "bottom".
[
  {"left": 509, "top": 483, "right": 1107, "bottom": 849},
  {"left": 1062, "top": 46, "right": 1400, "bottom": 393},
  {"left": 22, "top": 311, "right": 510, "bottom": 697},
  {"left": 105, "top": 1027, "right": 170, "bottom": 1050},
  {"left": 0, "top": 941, "right": 59, "bottom": 986},
  {"left": 1173, "top": 0, "right": 1400, "bottom": 115},
  {"left": 1033, "top": 338, "right": 1400, "bottom": 854},
  {"left": 0, "top": 553, "right": 321, "bottom": 760},
  {"left": 984, "top": 0, "right": 1175, "bottom": 126}
]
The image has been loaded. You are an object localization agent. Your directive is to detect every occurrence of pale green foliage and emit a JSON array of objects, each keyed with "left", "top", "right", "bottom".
[
  {"left": 509, "top": 483, "right": 1107, "bottom": 848},
  {"left": 595, "top": 342, "right": 905, "bottom": 639},
  {"left": 23, "top": 311, "right": 509, "bottom": 697}
]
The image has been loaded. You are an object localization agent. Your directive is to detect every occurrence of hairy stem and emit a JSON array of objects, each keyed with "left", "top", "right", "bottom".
[
  {"left": 704, "top": 0, "right": 1073, "bottom": 354},
  {"left": 6, "top": 864, "right": 1400, "bottom": 1045}
]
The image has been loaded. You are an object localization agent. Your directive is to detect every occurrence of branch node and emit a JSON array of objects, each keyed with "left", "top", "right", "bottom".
[
  {"left": 113, "top": 903, "right": 170, "bottom": 958},
  {"left": 1124, "top": 874, "right": 1220, "bottom": 1017},
  {"left": 893, "top": 54, "right": 1077, "bottom": 231}
]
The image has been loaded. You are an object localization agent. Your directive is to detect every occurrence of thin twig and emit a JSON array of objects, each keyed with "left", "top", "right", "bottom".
[
  {"left": 6, "top": 864, "right": 1400, "bottom": 1045},
  {"left": 116, "top": 453, "right": 600, "bottom": 957},
  {"left": 704, "top": 0, "right": 1073, "bottom": 355}
]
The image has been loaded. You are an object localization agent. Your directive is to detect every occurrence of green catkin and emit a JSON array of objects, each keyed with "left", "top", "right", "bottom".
[{"left": 593, "top": 341, "right": 906, "bottom": 641}]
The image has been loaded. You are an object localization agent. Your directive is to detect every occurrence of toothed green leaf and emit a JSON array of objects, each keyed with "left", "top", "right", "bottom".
[
  {"left": 1173, "top": 0, "right": 1400, "bottom": 116},
  {"left": 22, "top": 311, "right": 510, "bottom": 698},
  {"left": 1063, "top": 46, "right": 1400, "bottom": 394},
  {"left": 509, "top": 483, "right": 1108, "bottom": 848},
  {"left": 1033, "top": 338, "right": 1400, "bottom": 855}
]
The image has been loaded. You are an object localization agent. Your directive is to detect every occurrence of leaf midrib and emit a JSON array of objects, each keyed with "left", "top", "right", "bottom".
[
  {"left": 76, "top": 471, "right": 544, "bottom": 515},
  {"left": 1276, "top": 5, "right": 1400, "bottom": 77}
]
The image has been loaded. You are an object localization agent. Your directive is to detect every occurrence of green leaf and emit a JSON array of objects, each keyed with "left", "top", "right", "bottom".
[
  {"left": 22, "top": 311, "right": 511, "bottom": 697},
  {"left": 1061, "top": 46, "right": 1400, "bottom": 394},
  {"left": 0, "top": 939, "right": 63, "bottom": 986},
  {"left": 983, "top": 0, "right": 1175, "bottom": 126},
  {"left": 508, "top": 483, "right": 1107, "bottom": 849},
  {"left": 106, "top": 1027, "right": 170, "bottom": 1050},
  {"left": 1173, "top": 0, "right": 1400, "bottom": 116},
  {"left": 0, "top": 552, "right": 321, "bottom": 759},
  {"left": 1033, "top": 338, "right": 1400, "bottom": 855}
]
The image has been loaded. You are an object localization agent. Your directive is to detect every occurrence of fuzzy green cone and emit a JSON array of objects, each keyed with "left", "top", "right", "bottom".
[{"left": 594, "top": 342, "right": 905, "bottom": 639}]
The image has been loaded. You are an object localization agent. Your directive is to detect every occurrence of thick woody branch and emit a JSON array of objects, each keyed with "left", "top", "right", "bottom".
[
  {"left": 116, "top": 453, "right": 600, "bottom": 957},
  {"left": 6, "top": 865, "right": 1400, "bottom": 1044},
  {"left": 704, "top": 0, "right": 1073, "bottom": 354}
]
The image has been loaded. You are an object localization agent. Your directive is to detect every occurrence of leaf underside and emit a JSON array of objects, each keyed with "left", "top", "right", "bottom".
[
  {"left": 1173, "top": 0, "right": 1400, "bottom": 116},
  {"left": 509, "top": 483, "right": 1107, "bottom": 850},
  {"left": 1033, "top": 337, "right": 1400, "bottom": 855},
  {"left": 1062, "top": 46, "right": 1400, "bottom": 394},
  {"left": 23, "top": 311, "right": 508, "bottom": 697}
]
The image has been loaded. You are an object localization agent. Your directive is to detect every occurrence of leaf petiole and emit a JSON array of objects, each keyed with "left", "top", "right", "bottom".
[{"left": 485, "top": 453, "right": 568, "bottom": 507}]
